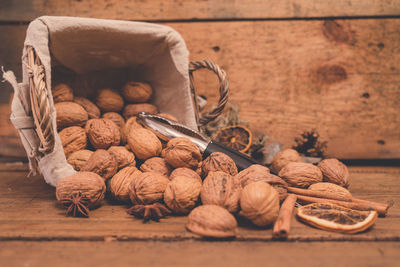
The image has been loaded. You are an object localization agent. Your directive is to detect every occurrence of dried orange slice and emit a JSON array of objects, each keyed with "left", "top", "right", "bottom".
[
  {"left": 297, "top": 203, "right": 378, "bottom": 234},
  {"left": 213, "top": 125, "right": 252, "bottom": 153}
]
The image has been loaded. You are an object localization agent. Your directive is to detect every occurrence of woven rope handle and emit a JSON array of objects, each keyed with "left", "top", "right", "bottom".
[
  {"left": 25, "top": 47, "right": 55, "bottom": 155},
  {"left": 189, "top": 60, "right": 229, "bottom": 126}
]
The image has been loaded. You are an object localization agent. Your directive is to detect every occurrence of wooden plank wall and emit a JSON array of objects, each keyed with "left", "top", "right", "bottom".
[{"left": 0, "top": 1, "right": 400, "bottom": 159}]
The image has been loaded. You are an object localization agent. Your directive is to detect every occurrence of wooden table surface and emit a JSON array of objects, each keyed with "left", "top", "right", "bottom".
[{"left": 0, "top": 165, "right": 399, "bottom": 266}]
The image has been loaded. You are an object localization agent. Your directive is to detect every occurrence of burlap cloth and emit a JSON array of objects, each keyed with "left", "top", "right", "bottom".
[{"left": 2, "top": 16, "right": 197, "bottom": 187}]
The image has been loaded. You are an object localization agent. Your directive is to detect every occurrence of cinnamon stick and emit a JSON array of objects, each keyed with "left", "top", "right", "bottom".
[
  {"left": 287, "top": 187, "right": 352, "bottom": 202},
  {"left": 295, "top": 194, "right": 389, "bottom": 217},
  {"left": 273, "top": 194, "right": 297, "bottom": 239}
]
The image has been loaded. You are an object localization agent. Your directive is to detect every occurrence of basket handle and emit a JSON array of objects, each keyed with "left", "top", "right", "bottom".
[{"left": 189, "top": 60, "right": 229, "bottom": 127}]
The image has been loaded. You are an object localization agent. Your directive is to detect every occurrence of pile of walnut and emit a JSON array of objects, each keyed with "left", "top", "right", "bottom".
[{"left": 54, "top": 82, "right": 351, "bottom": 238}]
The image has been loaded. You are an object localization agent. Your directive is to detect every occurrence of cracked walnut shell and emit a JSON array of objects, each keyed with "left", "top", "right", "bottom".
[
  {"left": 55, "top": 101, "right": 88, "bottom": 130},
  {"left": 108, "top": 146, "right": 136, "bottom": 170},
  {"left": 59, "top": 126, "right": 87, "bottom": 157},
  {"left": 318, "top": 158, "right": 350, "bottom": 188},
  {"left": 81, "top": 149, "right": 118, "bottom": 180},
  {"left": 201, "top": 152, "right": 238, "bottom": 178},
  {"left": 52, "top": 83, "right": 73, "bottom": 103},
  {"left": 56, "top": 172, "right": 106, "bottom": 209},
  {"left": 122, "top": 81, "right": 153, "bottom": 103},
  {"left": 239, "top": 182, "right": 280, "bottom": 227},
  {"left": 74, "top": 97, "right": 100, "bottom": 119},
  {"left": 140, "top": 157, "right": 172, "bottom": 176},
  {"left": 85, "top": 118, "right": 120, "bottom": 149},
  {"left": 201, "top": 171, "right": 241, "bottom": 213},
  {"left": 271, "top": 149, "right": 302, "bottom": 173},
  {"left": 128, "top": 171, "right": 170, "bottom": 205},
  {"left": 164, "top": 137, "right": 201, "bottom": 169},
  {"left": 164, "top": 175, "right": 202, "bottom": 214},
  {"left": 67, "top": 150, "right": 93, "bottom": 171},
  {"left": 279, "top": 162, "right": 323, "bottom": 188},
  {"left": 235, "top": 164, "right": 288, "bottom": 202},
  {"left": 169, "top": 167, "right": 202, "bottom": 183},
  {"left": 109, "top": 166, "right": 142, "bottom": 203},
  {"left": 127, "top": 128, "right": 162, "bottom": 160},
  {"left": 186, "top": 205, "right": 237, "bottom": 238}
]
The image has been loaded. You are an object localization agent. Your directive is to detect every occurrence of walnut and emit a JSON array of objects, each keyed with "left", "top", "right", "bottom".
[
  {"left": 122, "top": 81, "right": 153, "bottom": 103},
  {"left": 127, "top": 127, "right": 162, "bottom": 160},
  {"left": 318, "top": 158, "right": 350, "bottom": 187},
  {"left": 56, "top": 172, "right": 106, "bottom": 209},
  {"left": 201, "top": 171, "right": 241, "bottom": 213},
  {"left": 74, "top": 97, "right": 100, "bottom": 119},
  {"left": 278, "top": 162, "right": 323, "bottom": 188},
  {"left": 239, "top": 182, "right": 280, "bottom": 227},
  {"left": 128, "top": 171, "right": 170, "bottom": 205},
  {"left": 157, "top": 113, "right": 178, "bottom": 122},
  {"left": 85, "top": 118, "right": 120, "bottom": 149},
  {"left": 67, "top": 149, "right": 93, "bottom": 171},
  {"left": 122, "top": 116, "right": 144, "bottom": 144},
  {"left": 123, "top": 103, "right": 158, "bottom": 119},
  {"left": 169, "top": 167, "right": 202, "bottom": 183},
  {"left": 235, "top": 164, "right": 288, "bottom": 202},
  {"left": 102, "top": 112, "right": 125, "bottom": 128},
  {"left": 81, "top": 149, "right": 118, "bottom": 180},
  {"left": 55, "top": 101, "right": 88, "bottom": 130},
  {"left": 201, "top": 152, "right": 238, "bottom": 177},
  {"left": 59, "top": 126, "right": 87, "bottom": 157},
  {"left": 140, "top": 157, "right": 172, "bottom": 176},
  {"left": 52, "top": 83, "right": 74, "bottom": 103},
  {"left": 164, "top": 175, "right": 202, "bottom": 214},
  {"left": 163, "top": 137, "right": 201, "bottom": 169},
  {"left": 271, "top": 149, "right": 302, "bottom": 173},
  {"left": 186, "top": 205, "right": 237, "bottom": 238},
  {"left": 109, "top": 166, "right": 142, "bottom": 203},
  {"left": 95, "top": 88, "right": 124, "bottom": 112},
  {"left": 108, "top": 146, "right": 136, "bottom": 170},
  {"left": 309, "top": 182, "right": 352, "bottom": 199}
]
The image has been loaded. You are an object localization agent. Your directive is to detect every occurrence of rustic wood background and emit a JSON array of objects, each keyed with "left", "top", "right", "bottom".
[{"left": 1, "top": 0, "right": 400, "bottom": 160}]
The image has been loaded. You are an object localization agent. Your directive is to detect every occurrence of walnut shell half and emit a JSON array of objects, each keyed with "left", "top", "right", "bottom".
[
  {"left": 186, "top": 205, "right": 237, "bottom": 238},
  {"left": 56, "top": 172, "right": 106, "bottom": 209}
]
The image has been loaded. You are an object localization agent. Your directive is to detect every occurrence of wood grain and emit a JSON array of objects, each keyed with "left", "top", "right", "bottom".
[
  {"left": 1, "top": 19, "right": 400, "bottom": 159},
  {"left": 0, "top": 241, "right": 399, "bottom": 267},
  {"left": 0, "top": 167, "right": 398, "bottom": 241},
  {"left": 1, "top": 0, "right": 400, "bottom": 22}
]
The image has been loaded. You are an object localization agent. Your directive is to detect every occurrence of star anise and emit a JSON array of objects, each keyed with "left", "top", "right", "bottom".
[
  {"left": 59, "top": 192, "right": 90, "bottom": 217},
  {"left": 126, "top": 203, "right": 171, "bottom": 222}
]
